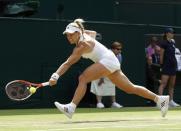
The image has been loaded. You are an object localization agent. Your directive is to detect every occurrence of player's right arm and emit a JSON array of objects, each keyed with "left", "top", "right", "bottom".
[{"left": 49, "top": 41, "right": 90, "bottom": 86}]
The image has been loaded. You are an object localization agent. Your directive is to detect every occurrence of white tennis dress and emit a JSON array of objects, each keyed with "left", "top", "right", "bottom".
[
  {"left": 79, "top": 33, "right": 120, "bottom": 96},
  {"left": 80, "top": 33, "right": 120, "bottom": 73}
]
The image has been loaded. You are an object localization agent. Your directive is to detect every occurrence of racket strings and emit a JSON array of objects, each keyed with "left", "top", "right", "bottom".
[{"left": 6, "top": 82, "right": 31, "bottom": 100}]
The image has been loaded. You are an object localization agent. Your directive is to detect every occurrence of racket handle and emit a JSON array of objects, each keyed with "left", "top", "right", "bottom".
[{"left": 41, "top": 82, "right": 50, "bottom": 87}]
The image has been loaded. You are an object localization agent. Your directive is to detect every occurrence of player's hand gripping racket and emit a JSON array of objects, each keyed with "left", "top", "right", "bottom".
[{"left": 5, "top": 80, "right": 49, "bottom": 101}]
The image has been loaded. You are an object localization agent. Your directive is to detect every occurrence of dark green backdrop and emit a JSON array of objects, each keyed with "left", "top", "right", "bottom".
[
  {"left": 34, "top": 0, "right": 181, "bottom": 26},
  {"left": 1, "top": 18, "right": 181, "bottom": 109}
]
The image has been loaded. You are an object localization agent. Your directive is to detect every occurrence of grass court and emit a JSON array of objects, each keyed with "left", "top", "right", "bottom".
[{"left": 0, "top": 107, "right": 180, "bottom": 131}]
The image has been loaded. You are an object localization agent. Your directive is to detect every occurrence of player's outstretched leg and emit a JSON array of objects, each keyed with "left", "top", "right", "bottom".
[
  {"left": 54, "top": 101, "right": 76, "bottom": 119},
  {"left": 108, "top": 71, "right": 170, "bottom": 117}
]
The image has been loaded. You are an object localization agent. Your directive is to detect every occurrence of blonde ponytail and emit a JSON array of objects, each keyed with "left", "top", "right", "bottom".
[
  {"left": 74, "top": 18, "right": 85, "bottom": 24},
  {"left": 74, "top": 18, "right": 85, "bottom": 33}
]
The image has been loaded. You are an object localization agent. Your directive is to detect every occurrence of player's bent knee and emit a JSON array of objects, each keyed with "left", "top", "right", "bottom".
[{"left": 78, "top": 74, "right": 88, "bottom": 84}]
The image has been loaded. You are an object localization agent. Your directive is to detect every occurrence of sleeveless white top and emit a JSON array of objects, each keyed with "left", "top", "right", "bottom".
[
  {"left": 80, "top": 34, "right": 112, "bottom": 62},
  {"left": 79, "top": 33, "right": 120, "bottom": 73}
]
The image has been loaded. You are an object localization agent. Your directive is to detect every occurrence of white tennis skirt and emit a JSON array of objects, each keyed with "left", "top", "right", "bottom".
[
  {"left": 99, "top": 51, "right": 120, "bottom": 73},
  {"left": 90, "top": 77, "right": 115, "bottom": 96}
]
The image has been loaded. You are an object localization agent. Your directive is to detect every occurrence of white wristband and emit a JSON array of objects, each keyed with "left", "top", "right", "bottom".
[{"left": 51, "top": 73, "right": 60, "bottom": 81}]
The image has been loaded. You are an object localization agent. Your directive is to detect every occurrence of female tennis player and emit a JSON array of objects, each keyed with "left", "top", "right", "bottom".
[{"left": 49, "top": 18, "right": 169, "bottom": 118}]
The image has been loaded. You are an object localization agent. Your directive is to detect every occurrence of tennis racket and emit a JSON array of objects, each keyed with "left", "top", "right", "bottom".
[{"left": 5, "top": 80, "right": 49, "bottom": 101}]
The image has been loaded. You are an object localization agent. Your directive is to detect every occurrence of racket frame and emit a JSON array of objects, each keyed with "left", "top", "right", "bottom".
[{"left": 5, "top": 80, "right": 49, "bottom": 101}]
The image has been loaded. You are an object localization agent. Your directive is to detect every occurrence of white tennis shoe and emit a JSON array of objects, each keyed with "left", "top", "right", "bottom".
[
  {"left": 97, "top": 103, "right": 105, "bottom": 108},
  {"left": 54, "top": 101, "right": 74, "bottom": 119},
  {"left": 111, "top": 102, "right": 123, "bottom": 108},
  {"left": 169, "top": 100, "right": 180, "bottom": 107},
  {"left": 157, "top": 95, "right": 169, "bottom": 117}
]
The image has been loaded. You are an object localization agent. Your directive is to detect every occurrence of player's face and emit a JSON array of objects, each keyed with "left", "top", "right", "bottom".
[{"left": 66, "top": 32, "right": 80, "bottom": 44}]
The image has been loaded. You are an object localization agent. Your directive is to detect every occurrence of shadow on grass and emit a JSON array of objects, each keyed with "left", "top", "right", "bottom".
[
  {"left": 0, "top": 107, "right": 180, "bottom": 116},
  {"left": 62, "top": 118, "right": 160, "bottom": 124}
]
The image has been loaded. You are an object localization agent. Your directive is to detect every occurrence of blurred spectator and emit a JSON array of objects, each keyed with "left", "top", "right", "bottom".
[
  {"left": 146, "top": 36, "right": 159, "bottom": 57},
  {"left": 146, "top": 36, "right": 160, "bottom": 65},
  {"left": 159, "top": 27, "right": 180, "bottom": 107},
  {"left": 90, "top": 41, "right": 123, "bottom": 108},
  {"left": 145, "top": 36, "right": 160, "bottom": 99},
  {"left": 151, "top": 46, "right": 161, "bottom": 65}
]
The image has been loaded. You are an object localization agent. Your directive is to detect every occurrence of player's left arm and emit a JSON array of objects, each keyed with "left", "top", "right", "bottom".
[{"left": 84, "top": 30, "right": 97, "bottom": 39}]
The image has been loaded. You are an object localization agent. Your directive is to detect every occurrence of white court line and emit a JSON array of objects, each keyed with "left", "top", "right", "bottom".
[{"left": 31, "top": 123, "right": 181, "bottom": 131}]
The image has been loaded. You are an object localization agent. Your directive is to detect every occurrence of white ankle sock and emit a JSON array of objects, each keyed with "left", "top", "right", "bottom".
[
  {"left": 154, "top": 96, "right": 158, "bottom": 103},
  {"left": 70, "top": 102, "right": 76, "bottom": 110}
]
